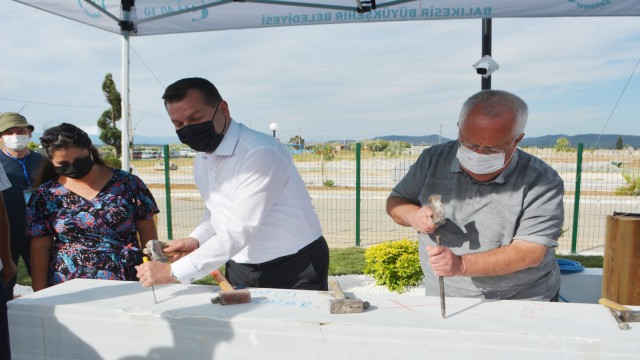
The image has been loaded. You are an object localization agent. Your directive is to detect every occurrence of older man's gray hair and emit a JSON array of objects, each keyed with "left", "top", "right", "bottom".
[{"left": 458, "top": 90, "right": 528, "bottom": 138}]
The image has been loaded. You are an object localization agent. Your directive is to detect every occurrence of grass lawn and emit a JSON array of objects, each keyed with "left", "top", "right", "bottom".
[
  {"left": 15, "top": 258, "right": 32, "bottom": 287},
  {"left": 15, "top": 247, "right": 603, "bottom": 288}
]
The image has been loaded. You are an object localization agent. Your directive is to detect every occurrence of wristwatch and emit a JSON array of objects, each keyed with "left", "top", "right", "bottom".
[{"left": 169, "top": 268, "right": 179, "bottom": 283}]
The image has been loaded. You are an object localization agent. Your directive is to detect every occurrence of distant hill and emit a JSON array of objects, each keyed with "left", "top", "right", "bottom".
[
  {"left": 131, "top": 134, "right": 180, "bottom": 145},
  {"left": 91, "top": 134, "right": 179, "bottom": 146},
  {"left": 30, "top": 133, "right": 180, "bottom": 147},
  {"left": 519, "top": 134, "right": 640, "bottom": 148},
  {"left": 374, "top": 134, "right": 640, "bottom": 148},
  {"left": 374, "top": 135, "right": 452, "bottom": 145}
]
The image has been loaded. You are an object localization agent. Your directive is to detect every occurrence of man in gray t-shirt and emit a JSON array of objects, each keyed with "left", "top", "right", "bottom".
[{"left": 387, "top": 90, "right": 563, "bottom": 301}]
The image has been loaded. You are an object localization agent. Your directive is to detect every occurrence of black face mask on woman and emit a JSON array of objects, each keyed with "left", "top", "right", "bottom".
[
  {"left": 176, "top": 105, "right": 228, "bottom": 153},
  {"left": 54, "top": 154, "right": 94, "bottom": 179}
]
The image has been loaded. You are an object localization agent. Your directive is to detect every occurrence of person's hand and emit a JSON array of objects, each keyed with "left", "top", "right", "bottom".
[
  {"left": 162, "top": 237, "right": 199, "bottom": 261},
  {"left": 410, "top": 206, "right": 440, "bottom": 234},
  {"left": 136, "top": 261, "right": 174, "bottom": 287},
  {"left": 426, "top": 245, "right": 463, "bottom": 277},
  {"left": 1, "top": 259, "right": 17, "bottom": 283}
]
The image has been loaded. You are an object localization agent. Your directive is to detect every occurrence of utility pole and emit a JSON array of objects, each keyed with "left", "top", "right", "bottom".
[{"left": 481, "top": 18, "right": 492, "bottom": 90}]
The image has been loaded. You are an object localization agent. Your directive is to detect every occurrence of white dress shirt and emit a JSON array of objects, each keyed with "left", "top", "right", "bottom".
[{"left": 171, "top": 119, "right": 322, "bottom": 283}]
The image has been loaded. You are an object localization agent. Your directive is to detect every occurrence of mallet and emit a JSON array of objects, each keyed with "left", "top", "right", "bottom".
[
  {"left": 329, "top": 278, "right": 369, "bottom": 314},
  {"left": 210, "top": 269, "right": 252, "bottom": 305}
]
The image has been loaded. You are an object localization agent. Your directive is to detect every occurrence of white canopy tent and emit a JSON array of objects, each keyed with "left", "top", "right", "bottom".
[{"left": 11, "top": 0, "right": 640, "bottom": 170}]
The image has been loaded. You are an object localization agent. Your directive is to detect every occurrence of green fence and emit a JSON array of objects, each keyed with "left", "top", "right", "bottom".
[{"left": 133, "top": 144, "right": 640, "bottom": 254}]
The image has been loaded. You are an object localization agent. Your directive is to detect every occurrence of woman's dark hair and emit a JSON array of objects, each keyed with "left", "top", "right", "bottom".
[{"left": 34, "top": 122, "right": 107, "bottom": 187}]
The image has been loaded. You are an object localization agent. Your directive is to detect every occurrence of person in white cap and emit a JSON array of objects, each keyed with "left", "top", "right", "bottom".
[{"left": 0, "top": 112, "right": 46, "bottom": 298}]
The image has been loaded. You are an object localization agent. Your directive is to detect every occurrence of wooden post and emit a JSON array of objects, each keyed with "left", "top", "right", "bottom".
[{"left": 602, "top": 215, "right": 640, "bottom": 305}]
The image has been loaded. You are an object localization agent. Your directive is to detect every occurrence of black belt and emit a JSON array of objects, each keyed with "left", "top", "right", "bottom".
[{"left": 239, "top": 236, "right": 325, "bottom": 270}]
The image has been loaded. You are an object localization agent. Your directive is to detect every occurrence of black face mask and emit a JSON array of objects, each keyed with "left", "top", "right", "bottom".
[
  {"left": 176, "top": 105, "right": 228, "bottom": 153},
  {"left": 176, "top": 120, "right": 226, "bottom": 153},
  {"left": 54, "top": 154, "right": 94, "bottom": 179}
]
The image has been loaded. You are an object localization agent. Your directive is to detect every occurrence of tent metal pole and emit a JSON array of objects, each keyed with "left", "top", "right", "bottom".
[
  {"left": 481, "top": 18, "right": 492, "bottom": 90},
  {"left": 121, "top": 2, "right": 132, "bottom": 172}
]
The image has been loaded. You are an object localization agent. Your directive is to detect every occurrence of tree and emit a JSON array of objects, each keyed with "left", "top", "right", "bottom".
[
  {"left": 289, "top": 135, "right": 304, "bottom": 150},
  {"left": 616, "top": 136, "right": 623, "bottom": 150},
  {"left": 362, "top": 139, "right": 390, "bottom": 152},
  {"left": 97, "top": 73, "right": 123, "bottom": 156},
  {"left": 384, "top": 141, "right": 411, "bottom": 157},
  {"left": 99, "top": 145, "right": 121, "bottom": 169},
  {"left": 554, "top": 137, "right": 573, "bottom": 153},
  {"left": 27, "top": 141, "right": 39, "bottom": 151},
  {"left": 313, "top": 143, "right": 335, "bottom": 184}
]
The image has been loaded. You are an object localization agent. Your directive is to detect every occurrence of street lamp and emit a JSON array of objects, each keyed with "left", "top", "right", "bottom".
[{"left": 269, "top": 122, "right": 279, "bottom": 138}]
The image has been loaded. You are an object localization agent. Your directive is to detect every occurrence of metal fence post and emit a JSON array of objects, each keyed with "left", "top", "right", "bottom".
[
  {"left": 163, "top": 145, "right": 173, "bottom": 240},
  {"left": 355, "top": 143, "right": 361, "bottom": 247},
  {"left": 571, "top": 143, "right": 583, "bottom": 254}
]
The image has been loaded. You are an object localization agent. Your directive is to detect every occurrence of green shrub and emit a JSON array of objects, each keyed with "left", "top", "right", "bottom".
[
  {"left": 363, "top": 239, "right": 423, "bottom": 293},
  {"left": 323, "top": 179, "right": 335, "bottom": 187},
  {"left": 615, "top": 173, "right": 640, "bottom": 196},
  {"left": 102, "top": 152, "right": 122, "bottom": 169}
]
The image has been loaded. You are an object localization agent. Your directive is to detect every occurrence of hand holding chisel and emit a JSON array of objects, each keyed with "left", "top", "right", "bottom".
[
  {"left": 429, "top": 195, "right": 447, "bottom": 319},
  {"left": 142, "top": 255, "right": 158, "bottom": 304},
  {"left": 137, "top": 239, "right": 170, "bottom": 304}
]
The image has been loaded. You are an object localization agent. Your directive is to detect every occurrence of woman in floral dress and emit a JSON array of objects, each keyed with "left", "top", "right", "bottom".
[{"left": 27, "top": 123, "right": 159, "bottom": 291}]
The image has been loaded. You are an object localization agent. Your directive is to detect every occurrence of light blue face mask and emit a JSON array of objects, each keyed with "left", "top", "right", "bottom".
[{"left": 456, "top": 145, "right": 506, "bottom": 174}]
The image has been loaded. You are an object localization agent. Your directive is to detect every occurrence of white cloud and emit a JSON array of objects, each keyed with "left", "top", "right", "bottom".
[{"left": 78, "top": 124, "right": 100, "bottom": 135}]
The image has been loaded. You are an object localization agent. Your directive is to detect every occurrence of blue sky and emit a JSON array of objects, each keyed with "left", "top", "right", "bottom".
[{"left": 1, "top": 1, "right": 639, "bottom": 144}]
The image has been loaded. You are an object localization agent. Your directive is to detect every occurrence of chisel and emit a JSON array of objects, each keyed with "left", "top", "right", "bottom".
[
  {"left": 429, "top": 195, "right": 447, "bottom": 319},
  {"left": 142, "top": 255, "right": 158, "bottom": 304},
  {"left": 435, "top": 234, "right": 446, "bottom": 318}
]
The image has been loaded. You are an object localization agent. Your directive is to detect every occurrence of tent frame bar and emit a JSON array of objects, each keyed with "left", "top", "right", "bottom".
[
  {"left": 137, "top": 0, "right": 234, "bottom": 25},
  {"left": 137, "top": 0, "right": 416, "bottom": 25},
  {"left": 81, "top": 0, "right": 120, "bottom": 23}
]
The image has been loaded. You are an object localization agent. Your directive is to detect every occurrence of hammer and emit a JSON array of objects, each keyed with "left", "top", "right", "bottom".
[
  {"left": 143, "top": 240, "right": 169, "bottom": 262},
  {"left": 429, "top": 194, "right": 446, "bottom": 226},
  {"left": 429, "top": 194, "right": 447, "bottom": 319},
  {"left": 329, "top": 279, "right": 369, "bottom": 314},
  {"left": 210, "top": 269, "right": 252, "bottom": 305},
  {"left": 600, "top": 298, "right": 640, "bottom": 323}
]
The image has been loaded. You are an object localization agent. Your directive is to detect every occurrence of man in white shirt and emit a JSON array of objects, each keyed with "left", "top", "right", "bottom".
[{"left": 137, "top": 77, "right": 328, "bottom": 290}]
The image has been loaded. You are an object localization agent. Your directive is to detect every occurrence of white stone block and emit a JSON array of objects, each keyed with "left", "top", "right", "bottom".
[{"left": 8, "top": 279, "right": 639, "bottom": 360}]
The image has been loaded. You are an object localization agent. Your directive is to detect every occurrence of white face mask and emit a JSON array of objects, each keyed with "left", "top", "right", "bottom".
[
  {"left": 456, "top": 145, "right": 506, "bottom": 175},
  {"left": 2, "top": 134, "right": 31, "bottom": 152}
]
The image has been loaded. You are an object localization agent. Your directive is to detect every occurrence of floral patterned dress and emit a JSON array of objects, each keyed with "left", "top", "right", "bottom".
[{"left": 26, "top": 168, "right": 159, "bottom": 286}]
